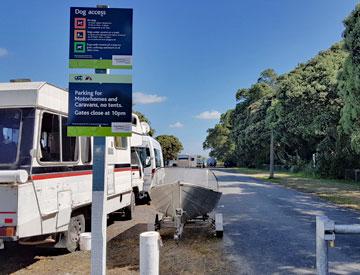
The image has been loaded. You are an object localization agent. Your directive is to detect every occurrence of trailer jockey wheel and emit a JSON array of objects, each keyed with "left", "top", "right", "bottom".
[{"left": 66, "top": 213, "right": 85, "bottom": 252}]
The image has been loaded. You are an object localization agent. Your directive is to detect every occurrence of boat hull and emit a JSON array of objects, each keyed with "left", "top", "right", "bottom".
[{"left": 150, "top": 181, "right": 222, "bottom": 220}]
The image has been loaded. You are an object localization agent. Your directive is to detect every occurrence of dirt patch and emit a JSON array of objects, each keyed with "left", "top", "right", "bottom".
[{"left": 2, "top": 206, "right": 233, "bottom": 275}]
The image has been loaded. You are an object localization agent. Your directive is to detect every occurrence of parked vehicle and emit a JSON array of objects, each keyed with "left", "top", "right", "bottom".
[
  {"left": 130, "top": 114, "right": 165, "bottom": 201},
  {"left": 176, "top": 154, "right": 197, "bottom": 168},
  {"left": 0, "top": 81, "right": 134, "bottom": 252},
  {"left": 142, "top": 136, "right": 165, "bottom": 192},
  {"left": 196, "top": 156, "right": 206, "bottom": 168},
  {"left": 207, "top": 157, "right": 217, "bottom": 167}
]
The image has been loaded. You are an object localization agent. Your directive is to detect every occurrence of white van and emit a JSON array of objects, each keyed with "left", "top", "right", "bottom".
[
  {"left": 130, "top": 116, "right": 165, "bottom": 201},
  {"left": 0, "top": 81, "right": 134, "bottom": 252},
  {"left": 142, "top": 136, "right": 165, "bottom": 192}
]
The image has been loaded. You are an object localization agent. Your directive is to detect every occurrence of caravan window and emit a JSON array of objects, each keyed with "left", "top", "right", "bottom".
[
  {"left": 61, "top": 117, "right": 78, "bottom": 162},
  {"left": 40, "top": 113, "right": 60, "bottom": 162},
  {"left": 154, "top": 149, "right": 162, "bottom": 168},
  {"left": 81, "top": 137, "right": 92, "bottom": 164},
  {"left": 114, "top": 136, "right": 128, "bottom": 150},
  {"left": 39, "top": 112, "right": 79, "bottom": 163},
  {"left": 0, "top": 109, "right": 21, "bottom": 164}
]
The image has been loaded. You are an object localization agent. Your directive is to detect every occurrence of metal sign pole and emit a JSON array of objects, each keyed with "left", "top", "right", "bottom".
[
  {"left": 91, "top": 6, "right": 109, "bottom": 275},
  {"left": 91, "top": 135, "right": 107, "bottom": 275}
]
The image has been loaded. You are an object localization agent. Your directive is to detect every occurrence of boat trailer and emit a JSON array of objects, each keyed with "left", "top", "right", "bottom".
[{"left": 154, "top": 208, "right": 223, "bottom": 241}]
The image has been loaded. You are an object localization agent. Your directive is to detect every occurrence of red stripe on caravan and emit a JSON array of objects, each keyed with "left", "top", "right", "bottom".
[
  {"left": 0, "top": 212, "right": 16, "bottom": 214},
  {"left": 114, "top": 167, "right": 132, "bottom": 173},
  {"left": 31, "top": 170, "right": 93, "bottom": 180},
  {"left": 31, "top": 168, "right": 131, "bottom": 180}
]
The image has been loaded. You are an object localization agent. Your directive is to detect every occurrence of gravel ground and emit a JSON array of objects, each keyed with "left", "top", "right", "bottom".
[{"left": 1, "top": 205, "right": 232, "bottom": 275}]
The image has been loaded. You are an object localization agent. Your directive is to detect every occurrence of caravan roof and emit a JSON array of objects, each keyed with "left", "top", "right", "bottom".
[{"left": 0, "top": 82, "right": 68, "bottom": 114}]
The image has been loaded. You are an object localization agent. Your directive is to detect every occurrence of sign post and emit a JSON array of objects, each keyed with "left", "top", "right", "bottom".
[{"left": 68, "top": 5, "right": 133, "bottom": 275}]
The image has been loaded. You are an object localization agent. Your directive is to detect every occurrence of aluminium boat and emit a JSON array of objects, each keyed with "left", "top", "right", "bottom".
[{"left": 149, "top": 167, "right": 222, "bottom": 221}]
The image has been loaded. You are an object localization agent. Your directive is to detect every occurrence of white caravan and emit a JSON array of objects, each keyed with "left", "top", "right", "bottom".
[
  {"left": 0, "top": 81, "right": 134, "bottom": 251},
  {"left": 176, "top": 154, "right": 198, "bottom": 168}
]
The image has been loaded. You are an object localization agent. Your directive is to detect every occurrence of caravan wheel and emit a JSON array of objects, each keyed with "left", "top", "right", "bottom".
[{"left": 66, "top": 213, "right": 85, "bottom": 252}]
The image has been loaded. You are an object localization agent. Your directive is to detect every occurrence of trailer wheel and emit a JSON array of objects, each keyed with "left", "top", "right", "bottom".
[
  {"left": 124, "top": 192, "right": 135, "bottom": 220},
  {"left": 66, "top": 213, "right": 85, "bottom": 252}
]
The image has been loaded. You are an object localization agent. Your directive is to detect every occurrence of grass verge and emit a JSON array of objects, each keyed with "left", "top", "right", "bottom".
[{"left": 235, "top": 167, "right": 360, "bottom": 210}]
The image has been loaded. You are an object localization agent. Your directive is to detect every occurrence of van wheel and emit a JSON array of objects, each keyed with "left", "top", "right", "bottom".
[
  {"left": 66, "top": 213, "right": 85, "bottom": 252},
  {"left": 124, "top": 192, "right": 135, "bottom": 220}
]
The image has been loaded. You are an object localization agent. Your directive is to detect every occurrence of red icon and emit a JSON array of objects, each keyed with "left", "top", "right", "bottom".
[{"left": 75, "top": 18, "right": 86, "bottom": 29}]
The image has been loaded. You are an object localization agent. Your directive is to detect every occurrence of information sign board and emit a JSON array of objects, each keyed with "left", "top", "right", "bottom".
[
  {"left": 69, "top": 7, "right": 133, "bottom": 69},
  {"left": 67, "top": 74, "right": 132, "bottom": 136}
]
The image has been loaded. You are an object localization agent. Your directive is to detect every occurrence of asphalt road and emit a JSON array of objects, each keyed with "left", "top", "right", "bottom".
[{"left": 213, "top": 169, "right": 360, "bottom": 275}]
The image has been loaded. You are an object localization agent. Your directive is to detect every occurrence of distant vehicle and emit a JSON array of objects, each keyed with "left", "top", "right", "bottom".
[
  {"left": 176, "top": 154, "right": 197, "bottom": 168},
  {"left": 0, "top": 81, "right": 135, "bottom": 252},
  {"left": 167, "top": 159, "right": 177, "bottom": 167},
  {"left": 207, "top": 157, "right": 217, "bottom": 167},
  {"left": 196, "top": 156, "right": 206, "bottom": 168}
]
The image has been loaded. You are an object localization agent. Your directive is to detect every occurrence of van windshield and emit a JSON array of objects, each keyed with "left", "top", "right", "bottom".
[{"left": 0, "top": 109, "right": 21, "bottom": 164}]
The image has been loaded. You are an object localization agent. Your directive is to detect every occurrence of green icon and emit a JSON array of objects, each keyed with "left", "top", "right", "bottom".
[{"left": 74, "top": 42, "right": 86, "bottom": 53}]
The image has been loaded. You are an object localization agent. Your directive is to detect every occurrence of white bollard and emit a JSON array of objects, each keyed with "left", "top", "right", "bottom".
[
  {"left": 140, "top": 231, "right": 160, "bottom": 275},
  {"left": 80, "top": 232, "right": 92, "bottom": 251}
]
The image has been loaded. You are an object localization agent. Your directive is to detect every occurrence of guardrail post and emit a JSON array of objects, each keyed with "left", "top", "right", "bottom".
[
  {"left": 316, "top": 216, "right": 336, "bottom": 275},
  {"left": 316, "top": 216, "right": 328, "bottom": 275}
]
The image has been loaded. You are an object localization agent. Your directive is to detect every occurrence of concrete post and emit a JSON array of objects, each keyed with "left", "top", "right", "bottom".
[{"left": 140, "top": 231, "right": 160, "bottom": 275}]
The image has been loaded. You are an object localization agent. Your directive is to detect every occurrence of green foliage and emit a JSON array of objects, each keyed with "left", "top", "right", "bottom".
[
  {"left": 133, "top": 111, "right": 155, "bottom": 136},
  {"left": 203, "top": 109, "right": 236, "bottom": 162},
  {"left": 338, "top": 4, "right": 360, "bottom": 153},
  {"left": 232, "top": 69, "right": 278, "bottom": 167},
  {"left": 155, "top": 135, "right": 183, "bottom": 162},
  {"left": 272, "top": 43, "right": 348, "bottom": 175}
]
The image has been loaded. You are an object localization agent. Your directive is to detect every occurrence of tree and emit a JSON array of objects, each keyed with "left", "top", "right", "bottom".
[
  {"left": 272, "top": 43, "right": 349, "bottom": 176},
  {"left": 155, "top": 135, "right": 183, "bottom": 162},
  {"left": 133, "top": 111, "right": 155, "bottom": 136},
  {"left": 203, "top": 110, "right": 236, "bottom": 163},
  {"left": 338, "top": 4, "right": 360, "bottom": 153},
  {"left": 231, "top": 69, "right": 278, "bottom": 168}
]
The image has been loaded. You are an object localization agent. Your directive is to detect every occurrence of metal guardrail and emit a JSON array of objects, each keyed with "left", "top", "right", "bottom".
[{"left": 316, "top": 215, "right": 360, "bottom": 275}]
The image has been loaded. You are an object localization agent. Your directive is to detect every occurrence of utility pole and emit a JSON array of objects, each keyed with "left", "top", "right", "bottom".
[{"left": 269, "top": 128, "right": 274, "bottom": 179}]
